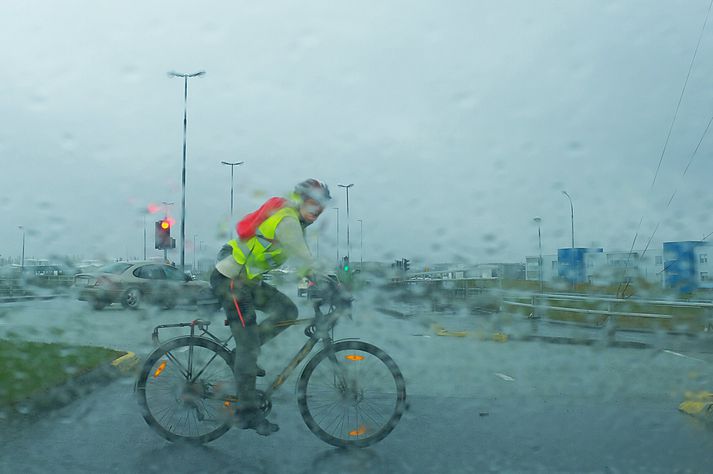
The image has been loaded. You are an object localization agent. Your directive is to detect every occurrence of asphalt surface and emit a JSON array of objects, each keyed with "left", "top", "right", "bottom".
[{"left": 1, "top": 294, "right": 713, "bottom": 472}]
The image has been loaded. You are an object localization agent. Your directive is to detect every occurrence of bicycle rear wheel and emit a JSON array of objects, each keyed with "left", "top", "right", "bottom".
[
  {"left": 136, "top": 336, "right": 235, "bottom": 443},
  {"left": 297, "top": 341, "right": 407, "bottom": 448}
]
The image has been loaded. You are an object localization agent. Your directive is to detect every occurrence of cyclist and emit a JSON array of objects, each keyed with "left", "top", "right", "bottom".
[{"left": 209, "top": 178, "right": 331, "bottom": 436}]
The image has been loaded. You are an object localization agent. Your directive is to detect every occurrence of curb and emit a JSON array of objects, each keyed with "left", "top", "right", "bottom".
[
  {"left": 111, "top": 351, "right": 140, "bottom": 374},
  {"left": 0, "top": 294, "right": 66, "bottom": 303},
  {"left": 679, "top": 391, "right": 713, "bottom": 421},
  {"left": 432, "top": 324, "right": 509, "bottom": 342},
  {"left": 0, "top": 350, "right": 140, "bottom": 424},
  {"left": 431, "top": 324, "right": 652, "bottom": 349}
]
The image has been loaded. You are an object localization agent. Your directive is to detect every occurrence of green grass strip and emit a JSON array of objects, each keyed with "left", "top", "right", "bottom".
[{"left": 0, "top": 339, "right": 124, "bottom": 406}]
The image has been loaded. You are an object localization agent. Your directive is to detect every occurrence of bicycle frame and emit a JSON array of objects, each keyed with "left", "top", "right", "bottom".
[{"left": 148, "top": 305, "right": 350, "bottom": 403}]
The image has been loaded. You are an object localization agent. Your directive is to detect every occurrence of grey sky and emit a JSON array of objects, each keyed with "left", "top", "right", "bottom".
[{"left": 2, "top": 0, "right": 713, "bottom": 268}]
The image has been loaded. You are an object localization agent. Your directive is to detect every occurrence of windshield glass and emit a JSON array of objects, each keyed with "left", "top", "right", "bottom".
[{"left": 2, "top": 1, "right": 713, "bottom": 473}]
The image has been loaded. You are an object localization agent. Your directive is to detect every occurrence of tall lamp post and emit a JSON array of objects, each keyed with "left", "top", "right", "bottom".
[
  {"left": 143, "top": 215, "right": 147, "bottom": 260},
  {"left": 534, "top": 217, "right": 543, "bottom": 293},
  {"left": 168, "top": 70, "right": 206, "bottom": 272},
  {"left": 193, "top": 234, "right": 198, "bottom": 272},
  {"left": 562, "top": 190, "right": 575, "bottom": 287},
  {"left": 357, "top": 219, "right": 364, "bottom": 270},
  {"left": 221, "top": 161, "right": 244, "bottom": 217},
  {"left": 333, "top": 207, "right": 340, "bottom": 266},
  {"left": 18, "top": 226, "right": 25, "bottom": 269},
  {"left": 338, "top": 183, "right": 354, "bottom": 260},
  {"left": 561, "top": 190, "right": 575, "bottom": 249}
]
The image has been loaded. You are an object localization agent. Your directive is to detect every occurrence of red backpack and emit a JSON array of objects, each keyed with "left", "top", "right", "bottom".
[{"left": 236, "top": 197, "right": 288, "bottom": 241}]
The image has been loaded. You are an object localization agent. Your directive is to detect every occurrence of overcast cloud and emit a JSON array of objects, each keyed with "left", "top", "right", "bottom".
[{"left": 2, "top": 0, "right": 713, "bottom": 268}]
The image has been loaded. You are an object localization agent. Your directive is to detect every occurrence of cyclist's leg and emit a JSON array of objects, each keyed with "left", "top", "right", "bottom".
[
  {"left": 211, "top": 272, "right": 260, "bottom": 410},
  {"left": 213, "top": 273, "right": 278, "bottom": 435},
  {"left": 252, "top": 281, "right": 298, "bottom": 346}
]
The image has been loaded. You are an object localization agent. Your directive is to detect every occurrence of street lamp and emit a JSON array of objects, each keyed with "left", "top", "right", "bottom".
[
  {"left": 534, "top": 217, "right": 543, "bottom": 293},
  {"left": 561, "top": 190, "right": 575, "bottom": 249},
  {"left": 18, "top": 226, "right": 25, "bottom": 269},
  {"left": 357, "top": 219, "right": 364, "bottom": 270},
  {"left": 562, "top": 190, "right": 576, "bottom": 288},
  {"left": 193, "top": 234, "right": 198, "bottom": 272},
  {"left": 338, "top": 184, "right": 354, "bottom": 260},
  {"left": 143, "top": 215, "right": 147, "bottom": 260},
  {"left": 333, "top": 207, "right": 340, "bottom": 266},
  {"left": 221, "top": 161, "right": 244, "bottom": 217},
  {"left": 168, "top": 69, "right": 206, "bottom": 272}
]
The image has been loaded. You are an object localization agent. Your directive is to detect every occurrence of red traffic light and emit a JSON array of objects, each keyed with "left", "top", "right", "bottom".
[{"left": 155, "top": 220, "right": 173, "bottom": 250}]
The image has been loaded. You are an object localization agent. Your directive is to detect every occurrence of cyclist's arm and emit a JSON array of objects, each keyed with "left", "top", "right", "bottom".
[{"left": 274, "top": 217, "right": 325, "bottom": 277}]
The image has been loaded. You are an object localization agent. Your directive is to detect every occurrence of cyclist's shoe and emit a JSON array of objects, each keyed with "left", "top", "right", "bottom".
[
  {"left": 253, "top": 418, "right": 279, "bottom": 436},
  {"left": 256, "top": 364, "right": 266, "bottom": 378},
  {"left": 233, "top": 409, "right": 279, "bottom": 436}
]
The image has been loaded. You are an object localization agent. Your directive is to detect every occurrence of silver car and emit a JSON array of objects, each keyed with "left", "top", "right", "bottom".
[{"left": 74, "top": 261, "right": 211, "bottom": 310}]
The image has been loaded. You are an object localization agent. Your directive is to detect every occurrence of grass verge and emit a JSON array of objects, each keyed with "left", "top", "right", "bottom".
[{"left": 0, "top": 339, "right": 124, "bottom": 407}]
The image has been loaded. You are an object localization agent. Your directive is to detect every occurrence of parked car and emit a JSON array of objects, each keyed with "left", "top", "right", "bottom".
[{"left": 74, "top": 261, "right": 210, "bottom": 310}]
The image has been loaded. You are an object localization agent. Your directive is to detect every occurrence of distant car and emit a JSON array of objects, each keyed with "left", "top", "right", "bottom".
[
  {"left": 26, "top": 265, "right": 64, "bottom": 277},
  {"left": 297, "top": 277, "right": 310, "bottom": 297},
  {"left": 74, "top": 261, "right": 210, "bottom": 310}
]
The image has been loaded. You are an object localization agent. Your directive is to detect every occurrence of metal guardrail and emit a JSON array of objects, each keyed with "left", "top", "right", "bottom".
[
  {"left": 0, "top": 275, "right": 73, "bottom": 302},
  {"left": 502, "top": 300, "right": 673, "bottom": 320},
  {"left": 504, "top": 292, "right": 713, "bottom": 309},
  {"left": 501, "top": 292, "right": 713, "bottom": 335}
]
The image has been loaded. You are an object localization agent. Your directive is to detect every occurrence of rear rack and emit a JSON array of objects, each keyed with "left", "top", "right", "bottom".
[{"left": 151, "top": 319, "right": 219, "bottom": 346}]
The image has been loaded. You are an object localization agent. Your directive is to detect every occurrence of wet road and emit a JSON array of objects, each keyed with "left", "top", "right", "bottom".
[{"left": 1, "top": 296, "right": 713, "bottom": 472}]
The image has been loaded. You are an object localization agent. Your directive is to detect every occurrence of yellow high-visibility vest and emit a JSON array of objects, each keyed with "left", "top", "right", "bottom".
[{"left": 227, "top": 206, "right": 301, "bottom": 279}]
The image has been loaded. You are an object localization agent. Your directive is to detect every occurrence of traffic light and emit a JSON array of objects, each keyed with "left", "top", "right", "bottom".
[
  {"left": 342, "top": 256, "right": 350, "bottom": 272},
  {"left": 155, "top": 219, "right": 174, "bottom": 250},
  {"left": 403, "top": 258, "right": 410, "bottom": 272}
]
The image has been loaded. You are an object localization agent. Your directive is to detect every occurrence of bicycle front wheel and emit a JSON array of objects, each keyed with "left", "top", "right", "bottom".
[
  {"left": 297, "top": 341, "right": 407, "bottom": 448},
  {"left": 136, "top": 336, "right": 235, "bottom": 444}
]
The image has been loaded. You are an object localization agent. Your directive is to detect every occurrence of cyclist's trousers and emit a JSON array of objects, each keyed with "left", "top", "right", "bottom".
[{"left": 210, "top": 269, "right": 298, "bottom": 411}]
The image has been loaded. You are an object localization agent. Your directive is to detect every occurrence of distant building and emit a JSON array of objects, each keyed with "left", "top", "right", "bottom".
[
  {"left": 525, "top": 254, "right": 558, "bottom": 282},
  {"left": 663, "top": 241, "right": 713, "bottom": 292},
  {"left": 557, "top": 248, "right": 603, "bottom": 284},
  {"left": 469, "top": 263, "right": 525, "bottom": 280},
  {"left": 525, "top": 248, "right": 666, "bottom": 286}
]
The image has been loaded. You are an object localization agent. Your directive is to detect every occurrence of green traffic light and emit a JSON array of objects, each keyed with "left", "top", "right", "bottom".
[{"left": 343, "top": 265, "right": 349, "bottom": 271}]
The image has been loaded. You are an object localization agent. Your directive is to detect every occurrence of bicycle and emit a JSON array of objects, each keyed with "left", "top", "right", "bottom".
[{"left": 135, "top": 278, "right": 407, "bottom": 448}]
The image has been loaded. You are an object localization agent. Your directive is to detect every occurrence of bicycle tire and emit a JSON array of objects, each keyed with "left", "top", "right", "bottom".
[
  {"left": 297, "top": 341, "right": 406, "bottom": 448},
  {"left": 136, "top": 336, "right": 235, "bottom": 444}
]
